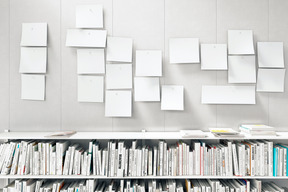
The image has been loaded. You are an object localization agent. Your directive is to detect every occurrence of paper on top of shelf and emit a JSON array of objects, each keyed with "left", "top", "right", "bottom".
[
  {"left": 106, "top": 37, "right": 133, "bottom": 62},
  {"left": 21, "top": 23, "right": 47, "bottom": 46},
  {"left": 240, "top": 124, "right": 275, "bottom": 130},
  {"left": 209, "top": 128, "right": 239, "bottom": 134},
  {"left": 228, "top": 30, "right": 254, "bottom": 55},
  {"left": 76, "top": 5, "right": 103, "bottom": 29},
  {"left": 169, "top": 38, "right": 200, "bottom": 64},
  {"left": 19, "top": 47, "right": 47, "bottom": 73},
  {"left": 179, "top": 130, "right": 207, "bottom": 138},
  {"left": 45, "top": 131, "right": 77, "bottom": 137},
  {"left": 66, "top": 29, "right": 107, "bottom": 47},
  {"left": 77, "top": 49, "right": 105, "bottom": 74}
]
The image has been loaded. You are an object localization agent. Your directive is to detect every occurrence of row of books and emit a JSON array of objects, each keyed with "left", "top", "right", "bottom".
[
  {"left": 0, "top": 140, "right": 287, "bottom": 176},
  {"left": 3, "top": 179, "right": 286, "bottom": 192}
]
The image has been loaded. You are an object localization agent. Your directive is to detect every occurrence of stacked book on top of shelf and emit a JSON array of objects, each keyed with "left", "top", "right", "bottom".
[
  {"left": 3, "top": 179, "right": 286, "bottom": 192},
  {"left": 0, "top": 139, "right": 287, "bottom": 177},
  {"left": 239, "top": 125, "right": 276, "bottom": 136}
]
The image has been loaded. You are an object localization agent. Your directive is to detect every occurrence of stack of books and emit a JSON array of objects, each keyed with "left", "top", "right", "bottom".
[
  {"left": 209, "top": 128, "right": 241, "bottom": 137},
  {"left": 239, "top": 125, "right": 276, "bottom": 136}
]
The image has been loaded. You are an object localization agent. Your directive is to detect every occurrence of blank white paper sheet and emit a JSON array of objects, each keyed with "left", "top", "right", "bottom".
[
  {"left": 106, "top": 37, "right": 133, "bottom": 62},
  {"left": 257, "top": 69, "right": 286, "bottom": 92},
  {"left": 201, "top": 44, "right": 228, "bottom": 70},
  {"left": 228, "top": 56, "right": 256, "bottom": 83},
  {"left": 161, "top": 85, "right": 184, "bottom": 110},
  {"left": 66, "top": 29, "right": 107, "bottom": 47},
  {"left": 134, "top": 77, "right": 160, "bottom": 102},
  {"left": 135, "top": 50, "right": 162, "bottom": 76},
  {"left": 105, "top": 90, "right": 132, "bottom": 117},
  {"left": 257, "top": 42, "right": 284, "bottom": 68},
  {"left": 202, "top": 85, "right": 255, "bottom": 104},
  {"left": 21, "top": 23, "right": 47, "bottom": 46},
  {"left": 78, "top": 75, "right": 104, "bottom": 102},
  {"left": 19, "top": 47, "right": 47, "bottom": 73},
  {"left": 21, "top": 74, "right": 45, "bottom": 101},
  {"left": 228, "top": 30, "right": 254, "bottom": 55},
  {"left": 77, "top": 49, "right": 105, "bottom": 74},
  {"left": 106, "top": 64, "right": 132, "bottom": 89},
  {"left": 76, "top": 5, "right": 103, "bottom": 28},
  {"left": 169, "top": 38, "right": 199, "bottom": 64}
]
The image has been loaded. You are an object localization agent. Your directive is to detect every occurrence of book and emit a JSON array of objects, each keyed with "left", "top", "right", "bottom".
[
  {"left": 45, "top": 131, "right": 76, "bottom": 137},
  {"left": 180, "top": 130, "right": 207, "bottom": 138},
  {"left": 240, "top": 124, "right": 275, "bottom": 131},
  {"left": 209, "top": 128, "right": 240, "bottom": 136}
]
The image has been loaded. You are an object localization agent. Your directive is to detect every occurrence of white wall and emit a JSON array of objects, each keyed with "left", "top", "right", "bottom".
[{"left": 0, "top": 0, "right": 288, "bottom": 132}]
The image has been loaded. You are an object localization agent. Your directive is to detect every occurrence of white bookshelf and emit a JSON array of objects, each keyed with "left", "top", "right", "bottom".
[
  {"left": 0, "top": 175, "right": 287, "bottom": 179},
  {"left": 1, "top": 131, "right": 288, "bottom": 181},
  {"left": 0, "top": 131, "right": 288, "bottom": 140}
]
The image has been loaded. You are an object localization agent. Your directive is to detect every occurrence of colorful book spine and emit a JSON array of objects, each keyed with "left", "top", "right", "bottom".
[{"left": 273, "top": 147, "right": 278, "bottom": 177}]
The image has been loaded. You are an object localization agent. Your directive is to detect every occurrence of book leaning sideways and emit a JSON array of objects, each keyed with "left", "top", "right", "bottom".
[{"left": 239, "top": 124, "right": 276, "bottom": 135}]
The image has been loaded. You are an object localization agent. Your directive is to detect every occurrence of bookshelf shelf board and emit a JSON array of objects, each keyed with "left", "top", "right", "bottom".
[
  {"left": 0, "top": 175, "right": 287, "bottom": 179},
  {"left": 0, "top": 131, "right": 287, "bottom": 140}
]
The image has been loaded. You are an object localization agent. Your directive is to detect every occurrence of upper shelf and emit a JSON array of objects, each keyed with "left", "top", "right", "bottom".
[{"left": 0, "top": 131, "right": 287, "bottom": 140}]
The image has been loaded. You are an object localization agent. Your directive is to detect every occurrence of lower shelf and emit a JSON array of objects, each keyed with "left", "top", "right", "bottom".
[{"left": 0, "top": 175, "right": 287, "bottom": 179}]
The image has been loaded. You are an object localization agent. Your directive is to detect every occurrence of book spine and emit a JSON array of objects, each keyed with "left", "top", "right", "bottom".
[
  {"left": 159, "top": 141, "right": 163, "bottom": 176},
  {"left": 279, "top": 148, "right": 283, "bottom": 176},
  {"left": 286, "top": 148, "right": 288, "bottom": 176},
  {"left": 163, "top": 143, "right": 167, "bottom": 176},
  {"left": 144, "top": 148, "right": 148, "bottom": 176},
  {"left": 46, "top": 143, "right": 50, "bottom": 175},
  {"left": 110, "top": 143, "right": 116, "bottom": 177},
  {"left": 11, "top": 143, "right": 20, "bottom": 175},
  {"left": 273, "top": 147, "right": 278, "bottom": 177},
  {"left": 260, "top": 143, "right": 265, "bottom": 176},
  {"left": 148, "top": 149, "right": 153, "bottom": 176},
  {"left": 178, "top": 143, "right": 183, "bottom": 176},
  {"left": 201, "top": 144, "right": 204, "bottom": 176},
  {"left": 224, "top": 147, "right": 229, "bottom": 176},
  {"left": 251, "top": 145, "right": 255, "bottom": 176},
  {"left": 268, "top": 142, "right": 273, "bottom": 176},
  {"left": 232, "top": 144, "right": 239, "bottom": 176},
  {"left": 124, "top": 148, "right": 128, "bottom": 177},
  {"left": 195, "top": 143, "right": 200, "bottom": 175},
  {"left": 264, "top": 143, "right": 268, "bottom": 176},
  {"left": 128, "top": 148, "right": 132, "bottom": 176},
  {"left": 153, "top": 147, "right": 157, "bottom": 177}
]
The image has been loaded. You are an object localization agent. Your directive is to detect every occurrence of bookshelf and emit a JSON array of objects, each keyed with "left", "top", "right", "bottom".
[
  {"left": 1, "top": 131, "right": 288, "bottom": 140},
  {"left": 1, "top": 131, "right": 288, "bottom": 192},
  {"left": 0, "top": 175, "right": 287, "bottom": 180}
]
